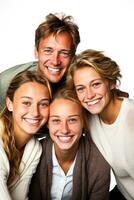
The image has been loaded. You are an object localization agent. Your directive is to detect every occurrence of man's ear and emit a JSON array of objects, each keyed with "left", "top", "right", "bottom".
[
  {"left": 34, "top": 47, "right": 38, "bottom": 59},
  {"left": 6, "top": 97, "right": 13, "bottom": 112}
]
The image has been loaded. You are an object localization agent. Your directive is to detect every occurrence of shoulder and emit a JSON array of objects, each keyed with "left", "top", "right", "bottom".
[
  {"left": 38, "top": 136, "right": 52, "bottom": 163},
  {"left": 0, "top": 128, "right": 10, "bottom": 173},
  {"left": 0, "top": 119, "right": 4, "bottom": 138},
  {"left": 88, "top": 141, "right": 110, "bottom": 192},
  {"left": 121, "top": 98, "right": 134, "bottom": 120},
  {"left": 0, "top": 61, "right": 37, "bottom": 78},
  {"left": 27, "top": 137, "right": 42, "bottom": 152},
  {"left": 90, "top": 141, "right": 110, "bottom": 172},
  {"left": 41, "top": 136, "right": 52, "bottom": 151}
]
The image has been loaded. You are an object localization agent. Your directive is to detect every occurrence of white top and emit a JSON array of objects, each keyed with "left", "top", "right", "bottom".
[
  {"left": 51, "top": 144, "right": 76, "bottom": 200},
  {"left": 0, "top": 121, "right": 42, "bottom": 200},
  {"left": 89, "top": 98, "right": 134, "bottom": 200}
]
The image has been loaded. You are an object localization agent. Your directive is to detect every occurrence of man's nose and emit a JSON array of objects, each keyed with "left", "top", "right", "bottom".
[{"left": 51, "top": 51, "right": 61, "bottom": 65}]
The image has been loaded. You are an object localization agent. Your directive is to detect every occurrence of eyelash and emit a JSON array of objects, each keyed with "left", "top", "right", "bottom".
[
  {"left": 43, "top": 49, "right": 70, "bottom": 58},
  {"left": 51, "top": 118, "right": 77, "bottom": 124},
  {"left": 22, "top": 101, "right": 31, "bottom": 106},
  {"left": 76, "top": 82, "right": 102, "bottom": 92}
]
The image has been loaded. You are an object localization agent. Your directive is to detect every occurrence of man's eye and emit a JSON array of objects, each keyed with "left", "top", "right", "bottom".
[
  {"left": 59, "top": 51, "right": 70, "bottom": 58},
  {"left": 43, "top": 49, "right": 53, "bottom": 55},
  {"left": 22, "top": 101, "right": 31, "bottom": 106}
]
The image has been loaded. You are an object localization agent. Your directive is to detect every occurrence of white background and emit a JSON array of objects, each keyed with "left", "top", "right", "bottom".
[
  {"left": 1, "top": 0, "right": 133, "bottom": 189},
  {"left": 0, "top": 0, "right": 134, "bottom": 98}
]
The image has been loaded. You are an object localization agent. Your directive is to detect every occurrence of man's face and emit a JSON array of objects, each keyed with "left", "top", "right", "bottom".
[{"left": 35, "top": 32, "right": 73, "bottom": 83}]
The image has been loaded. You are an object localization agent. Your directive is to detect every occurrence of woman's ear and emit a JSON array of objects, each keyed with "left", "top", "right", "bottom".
[
  {"left": 6, "top": 97, "right": 13, "bottom": 112},
  {"left": 110, "top": 82, "right": 116, "bottom": 90}
]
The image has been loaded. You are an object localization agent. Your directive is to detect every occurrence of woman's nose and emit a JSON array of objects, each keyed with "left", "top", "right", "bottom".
[
  {"left": 86, "top": 87, "right": 96, "bottom": 99},
  {"left": 60, "top": 121, "right": 69, "bottom": 134}
]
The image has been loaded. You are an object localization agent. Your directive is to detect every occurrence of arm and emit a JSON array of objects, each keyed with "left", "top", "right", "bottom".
[
  {"left": 89, "top": 142, "right": 110, "bottom": 200},
  {"left": 9, "top": 138, "right": 42, "bottom": 200},
  {"left": 28, "top": 137, "right": 52, "bottom": 200},
  {"left": 0, "top": 143, "right": 12, "bottom": 200},
  {"left": 28, "top": 164, "right": 42, "bottom": 200},
  {"left": 0, "top": 177, "right": 12, "bottom": 200}
]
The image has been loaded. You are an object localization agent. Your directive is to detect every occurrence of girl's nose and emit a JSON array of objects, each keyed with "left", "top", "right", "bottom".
[
  {"left": 31, "top": 105, "right": 39, "bottom": 117},
  {"left": 86, "top": 87, "right": 96, "bottom": 99},
  {"left": 60, "top": 121, "right": 69, "bottom": 134}
]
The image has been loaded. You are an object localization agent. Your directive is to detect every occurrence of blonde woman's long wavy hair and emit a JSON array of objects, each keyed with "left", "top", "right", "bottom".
[{"left": 0, "top": 70, "right": 52, "bottom": 185}]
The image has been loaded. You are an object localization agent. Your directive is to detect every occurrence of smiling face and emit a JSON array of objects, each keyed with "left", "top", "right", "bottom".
[
  {"left": 6, "top": 81, "right": 50, "bottom": 137},
  {"left": 48, "top": 98, "right": 83, "bottom": 154},
  {"left": 35, "top": 32, "right": 73, "bottom": 83},
  {"left": 73, "top": 67, "right": 114, "bottom": 115}
]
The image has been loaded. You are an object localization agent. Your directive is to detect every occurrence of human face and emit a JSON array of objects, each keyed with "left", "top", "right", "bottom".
[
  {"left": 35, "top": 32, "right": 73, "bottom": 83},
  {"left": 6, "top": 82, "right": 50, "bottom": 137},
  {"left": 48, "top": 98, "right": 83, "bottom": 154},
  {"left": 73, "top": 67, "right": 114, "bottom": 115}
]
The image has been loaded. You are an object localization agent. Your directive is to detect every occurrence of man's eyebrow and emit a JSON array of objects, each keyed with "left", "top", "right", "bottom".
[{"left": 21, "top": 96, "right": 32, "bottom": 99}]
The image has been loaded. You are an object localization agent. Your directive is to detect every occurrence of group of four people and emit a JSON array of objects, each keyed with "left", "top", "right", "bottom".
[{"left": 0, "top": 12, "right": 133, "bottom": 200}]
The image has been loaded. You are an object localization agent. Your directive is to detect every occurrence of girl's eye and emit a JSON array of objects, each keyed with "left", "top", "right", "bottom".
[
  {"left": 68, "top": 118, "right": 77, "bottom": 124},
  {"left": 92, "top": 82, "right": 102, "bottom": 88},
  {"left": 51, "top": 119, "right": 61, "bottom": 124},
  {"left": 39, "top": 101, "right": 49, "bottom": 108},
  {"left": 76, "top": 87, "right": 85, "bottom": 93}
]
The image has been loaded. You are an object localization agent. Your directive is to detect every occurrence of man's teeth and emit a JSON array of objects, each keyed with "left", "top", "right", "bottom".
[
  {"left": 48, "top": 67, "right": 60, "bottom": 72},
  {"left": 87, "top": 99, "right": 100, "bottom": 105}
]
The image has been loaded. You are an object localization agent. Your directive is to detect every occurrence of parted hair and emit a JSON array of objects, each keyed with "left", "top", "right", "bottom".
[
  {"left": 0, "top": 70, "right": 51, "bottom": 185},
  {"left": 35, "top": 13, "right": 80, "bottom": 56}
]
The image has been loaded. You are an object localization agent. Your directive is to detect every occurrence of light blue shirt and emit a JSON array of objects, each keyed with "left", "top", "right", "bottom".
[{"left": 51, "top": 145, "right": 76, "bottom": 200}]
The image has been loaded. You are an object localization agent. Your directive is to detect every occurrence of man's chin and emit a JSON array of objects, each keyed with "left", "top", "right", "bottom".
[{"left": 47, "top": 76, "right": 63, "bottom": 83}]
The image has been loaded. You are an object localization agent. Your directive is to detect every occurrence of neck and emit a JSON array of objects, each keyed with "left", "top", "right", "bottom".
[
  {"left": 14, "top": 131, "right": 32, "bottom": 151},
  {"left": 100, "top": 97, "right": 123, "bottom": 124},
  {"left": 54, "top": 143, "right": 79, "bottom": 174}
]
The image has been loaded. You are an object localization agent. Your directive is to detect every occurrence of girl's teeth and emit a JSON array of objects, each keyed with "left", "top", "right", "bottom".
[
  {"left": 24, "top": 118, "right": 39, "bottom": 124},
  {"left": 87, "top": 99, "right": 99, "bottom": 105},
  {"left": 58, "top": 136, "right": 72, "bottom": 142}
]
